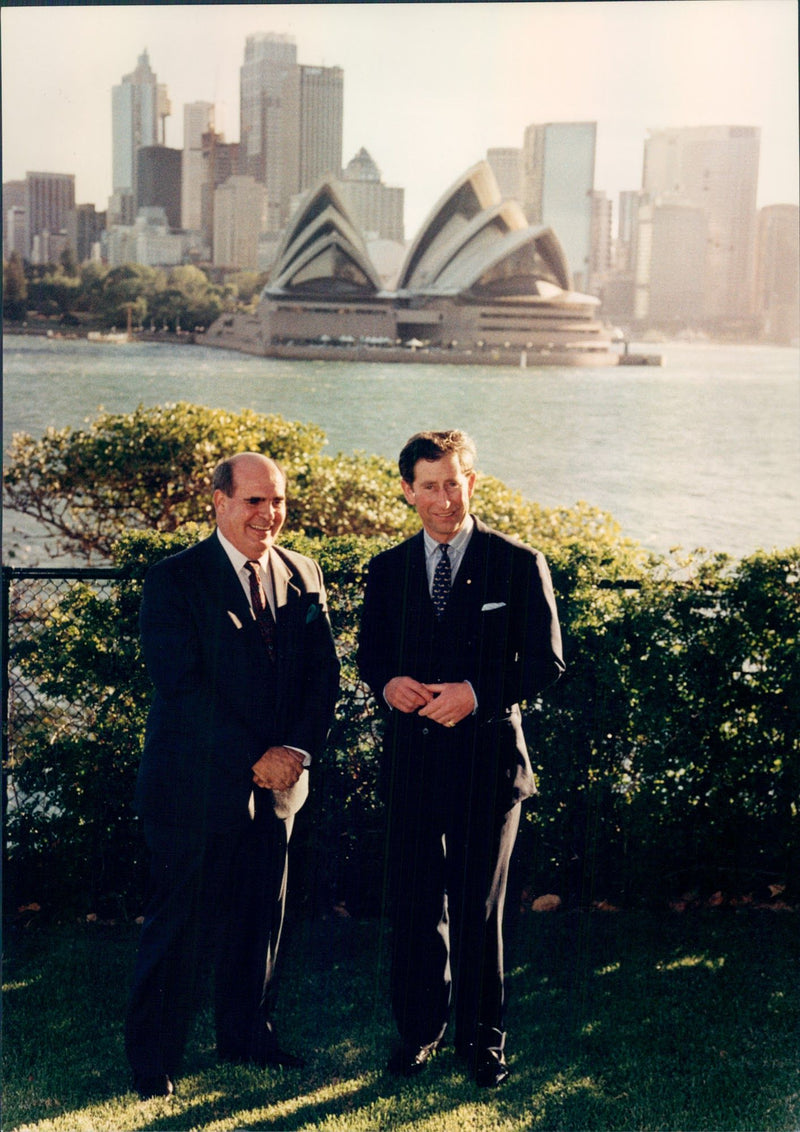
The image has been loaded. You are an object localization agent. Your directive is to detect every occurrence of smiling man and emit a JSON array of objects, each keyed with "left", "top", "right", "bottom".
[
  {"left": 357, "top": 430, "right": 565, "bottom": 1087},
  {"left": 125, "top": 452, "right": 339, "bottom": 1099}
]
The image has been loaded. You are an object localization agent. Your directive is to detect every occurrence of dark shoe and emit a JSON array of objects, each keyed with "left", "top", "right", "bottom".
[
  {"left": 387, "top": 1041, "right": 438, "bottom": 1077},
  {"left": 133, "top": 1073, "right": 174, "bottom": 1099},
  {"left": 473, "top": 1048, "right": 510, "bottom": 1088}
]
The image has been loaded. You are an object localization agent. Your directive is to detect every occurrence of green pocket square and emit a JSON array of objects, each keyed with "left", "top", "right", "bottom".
[{"left": 305, "top": 604, "right": 320, "bottom": 623}]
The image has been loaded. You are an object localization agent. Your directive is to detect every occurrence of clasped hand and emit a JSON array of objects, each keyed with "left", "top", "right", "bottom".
[
  {"left": 384, "top": 677, "right": 475, "bottom": 727},
  {"left": 252, "top": 745, "right": 305, "bottom": 790}
]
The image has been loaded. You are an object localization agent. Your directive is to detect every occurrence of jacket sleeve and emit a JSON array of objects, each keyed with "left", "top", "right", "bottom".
[
  {"left": 356, "top": 553, "right": 396, "bottom": 705},
  {"left": 462, "top": 541, "right": 565, "bottom": 717},
  {"left": 513, "top": 547, "right": 565, "bottom": 703},
  {"left": 281, "top": 558, "right": 341, "bottom": 758}
]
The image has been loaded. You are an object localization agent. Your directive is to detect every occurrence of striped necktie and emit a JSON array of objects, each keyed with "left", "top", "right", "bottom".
[
  {"left": 432, "top": 543, "right": 451, "bottom": 619},
  {"left": 245, "top": 560, "right": 276, "bottom": 662}
]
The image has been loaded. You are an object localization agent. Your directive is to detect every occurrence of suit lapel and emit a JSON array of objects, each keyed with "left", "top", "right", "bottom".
[{"left": 270, "top": 547, "right": 299, "bottom": 612}]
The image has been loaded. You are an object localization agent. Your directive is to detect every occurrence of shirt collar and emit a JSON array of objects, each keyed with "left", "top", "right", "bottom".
[
  {"left": 216, "top": 528, "right": 271, "bottom": 574},
  {"left": 423, "top": 514, "right": 474, "bottom": 558}
]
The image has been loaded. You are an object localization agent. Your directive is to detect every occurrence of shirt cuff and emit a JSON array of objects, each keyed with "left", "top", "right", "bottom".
[{"left": 285, "top": 745, "right": 311, "bottom": 768}]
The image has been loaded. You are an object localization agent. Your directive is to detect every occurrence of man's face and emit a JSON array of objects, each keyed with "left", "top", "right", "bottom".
[
  {"left": 214, "top": 455, "right": 286, "bottom": 559},
  {"left": 402, "top": 452, "right": 476, "bottom": 543}
]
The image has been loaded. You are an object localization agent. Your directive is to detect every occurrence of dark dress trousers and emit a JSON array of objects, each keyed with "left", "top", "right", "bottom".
[
  {"left": 125, "top": 532, "right": 339, "bottom": 1080},
  {"left": 357, "top": 517, "right": 564, "bottom": 1056}
]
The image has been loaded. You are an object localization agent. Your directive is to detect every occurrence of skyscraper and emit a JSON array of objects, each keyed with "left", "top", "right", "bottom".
[
  {"left": 486, "top": 148, "right": 523, "bottom": 202},
  {"left": 239, "top": 33, "right": 344, "bottom": 234},
  {"left": 182, "top": 102, "right": 215, "bottom": 231},
  {"left": 137, "top": 147, "right": 182, "bottom": 230},
  {"left": 522, "top": 122, "right": 596, "bottom": 291},
  {"left": 239, "top": 32, "right": 297, "bottom": 231},
  {"left": 213, "top": 175, "right": 268, "bottom": 269},
  {"left": 296, "top": 65, "right": 344, "bottom": 193},
  {"left": 642, "top": 126, "right": 760, "bottom": 324},
  {"left": 111, "top": 50, "right": 168, "bottom": 225},
  {"left": 340, "top": 147, "right": 404, "bottom": 243},
  {"left": 3, "top": 180, "right": 28, "bottom": 257},
  {"left": 589, "top": 190, "right": 613, "bottom": 295},
  {"left": 65, "top": 204, "right": 106, "bottom": 263},
  {"left": 26, "top": 172, "right": 75, "bottom": 262},
  {"left": 755, "top": 204, "right": 800, "bottom": 343}
]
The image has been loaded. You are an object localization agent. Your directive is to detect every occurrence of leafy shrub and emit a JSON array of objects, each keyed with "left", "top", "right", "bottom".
[{"left": 4, "top": 405, "right": 798, "bottom": 916}]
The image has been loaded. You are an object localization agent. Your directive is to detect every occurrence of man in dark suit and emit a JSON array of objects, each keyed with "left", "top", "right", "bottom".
[
  {"left": 357, "top": 430, "right": 564, "bottom": 1088},
  {"left": 125, "top": 452, "right": 340, "bottom": 1099}
]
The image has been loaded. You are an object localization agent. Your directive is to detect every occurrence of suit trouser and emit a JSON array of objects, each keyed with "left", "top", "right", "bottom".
[
  {"left": 125, "top": 795, "right": 288, "bottom": 1079},
  {"left": 387, "top": 758, "right": 521, "bottom": 1054}
]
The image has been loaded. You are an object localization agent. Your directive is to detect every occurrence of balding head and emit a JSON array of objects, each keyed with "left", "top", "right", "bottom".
[{"left": 212, "top": 453, "right": 287, "bottom": 558}]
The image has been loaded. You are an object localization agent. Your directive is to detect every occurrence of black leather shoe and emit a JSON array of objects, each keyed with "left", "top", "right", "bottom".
[
  {"left": 387, "top": 1042, "right": 438, "bottom": 1077},
  {"left": 133, "top": 1073, "right": 174, "bottom": 1099},
  {"left": 473, "top": 1049, "right": 510, "bottom": 1088}
]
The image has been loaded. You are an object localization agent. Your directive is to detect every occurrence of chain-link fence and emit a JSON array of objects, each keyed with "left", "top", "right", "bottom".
[{"left": 2, "top": 567, "right": 125, "bottom": 818}]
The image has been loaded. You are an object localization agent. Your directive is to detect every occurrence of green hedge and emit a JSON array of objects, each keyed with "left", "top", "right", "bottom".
[{"left": 5, "top": 527, "right": 799, "bottom": 918}]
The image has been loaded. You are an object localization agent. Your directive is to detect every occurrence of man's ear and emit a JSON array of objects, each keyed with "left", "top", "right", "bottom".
[{"left": 401, "top": 479, "right": 416, "bottom": 506}]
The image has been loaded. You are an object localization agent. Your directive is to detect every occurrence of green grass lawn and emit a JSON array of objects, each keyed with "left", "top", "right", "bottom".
[{"left": 3, "top": 908, "right": 798, "bottom": 1131}]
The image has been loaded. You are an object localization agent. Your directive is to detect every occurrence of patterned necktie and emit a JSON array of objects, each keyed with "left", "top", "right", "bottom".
[
  {"left": 432, "top": 543, "right": 452, "bottom": 619},
  {"left": 245, "top": 560, "right": 276, "bottom": 662}
]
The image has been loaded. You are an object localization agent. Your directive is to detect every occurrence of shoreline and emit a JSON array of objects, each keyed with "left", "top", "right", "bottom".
[{"left": 4, "top": 320, "right": 784, "bottom": 352}]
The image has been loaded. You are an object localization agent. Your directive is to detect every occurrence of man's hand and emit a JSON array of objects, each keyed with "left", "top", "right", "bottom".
[
  {"left": 252, "top": 746, "right": 305, "bottom": 790},
  {"left": 384, "top": 676, "right": 435, "bottom": 714},
  {"left": 418, "top": 682, "right": 476, "bottom": 727}
]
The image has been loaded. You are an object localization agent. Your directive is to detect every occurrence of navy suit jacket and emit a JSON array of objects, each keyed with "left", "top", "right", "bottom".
[
  {"left": 357, "top": 517, "right": 565, "bottom": 811},
  {"left": 135, "top": 532, "right": 340, "bottom": 829}
]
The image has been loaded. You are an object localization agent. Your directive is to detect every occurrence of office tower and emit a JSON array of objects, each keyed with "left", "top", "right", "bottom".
[
  {"left": 239, "top": 33, "right": 344, "bottom": 233},
  {"left": 589, "top": 190, "right": 613, "bottom": 295},
  {"left": 213, "top": 175, "right": 268, "bottom": 269},
  {"left": 3, "top": 180, "right": 28, "bottom": 256},
  {"left": 339, "top": 148, "right": 404, "bottom": 242},
  {"left": 634, "top": 199, "right": 707, "bottom": 324},
  {"left": 755, "top": 204, "right": 800, "bottom": 344},
  {"left": 523, "top": 122, "right": 596, "bottom": 291},
  {"left": 201, "top": 131, "right": 241, "bottom": 251},
  {"left": 295, "top": 65, "right": 344, "bottom": 192},
  {"left": 486, "top": 148, "right": 523, "bottom": 202},
  {"left": 239, "top": 32, "right": 297, "bottom": 230},
  {"left": 65, "top": 204, "right": 106, "bottom": 263},
  {"left": 25, "top": 172, "right": 75, "bottom": 262},
  {"left": 137, "top": 147, "right": 182, "bottom": 230},
  {"left": 615, "top": 190, "right": 641, "bottom": 273},
  {"left": 182, "top": 102, "right": 214, "bottom": 231},
  {"left": 111, "top": 50, "right": 168, "bottom": 225},
  {"left": 642, "top": 126, "right": 760, "bottom": 324}
]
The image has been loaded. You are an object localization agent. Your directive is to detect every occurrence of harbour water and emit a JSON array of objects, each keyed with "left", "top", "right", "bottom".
[{"left": 2, "top": 333, "right": 798, "bottom": 562}]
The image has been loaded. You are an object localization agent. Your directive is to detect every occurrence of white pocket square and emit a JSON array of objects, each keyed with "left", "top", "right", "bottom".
[
  {"left": 481, "top": 602, "right": 506, "bottom": 612},
  {"left": 227, "top": 610, "right": 243, "bottom": 629}
]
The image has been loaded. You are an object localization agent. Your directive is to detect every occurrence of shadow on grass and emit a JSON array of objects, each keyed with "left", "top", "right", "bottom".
[{"left": 3, "top": 910, "right": 799, "bottom": 1130}]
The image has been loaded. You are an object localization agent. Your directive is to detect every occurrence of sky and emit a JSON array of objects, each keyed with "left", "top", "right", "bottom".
[{"left": 2, "top": 0, "right": 798, "bottom": 238}]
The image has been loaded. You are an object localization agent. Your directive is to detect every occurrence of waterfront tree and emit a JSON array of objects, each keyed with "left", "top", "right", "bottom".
[
  {"left": 2, "top": 403, "right": 648, "bottom": 572},
  {"left": 3, "top": 252, "right": 28, "bottom": 321}
]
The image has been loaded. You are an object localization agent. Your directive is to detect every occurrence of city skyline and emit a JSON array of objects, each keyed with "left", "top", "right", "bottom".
[{"left": 2, "top": 1, "right": 798, "bottom": 239}]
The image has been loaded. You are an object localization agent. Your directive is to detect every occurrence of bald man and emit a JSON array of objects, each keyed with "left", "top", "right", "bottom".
[{"left": 125, "top": 453, "right": 339, "bottom": 1099}]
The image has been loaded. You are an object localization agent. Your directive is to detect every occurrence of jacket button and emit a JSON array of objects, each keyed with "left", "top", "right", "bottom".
[{"left": 422, "top": 727, "right": 429, "bottom": 736}]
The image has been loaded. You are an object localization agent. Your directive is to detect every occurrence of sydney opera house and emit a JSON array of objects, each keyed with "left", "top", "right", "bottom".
[{"left": 206, "top": 161, "right": 618, "bottom": 366}]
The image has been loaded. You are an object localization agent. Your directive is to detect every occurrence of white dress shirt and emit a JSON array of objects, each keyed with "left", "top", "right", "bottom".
[
  {"left": 216, "top": 529, "right": 310, "bottom": 766},
  {"left": 216, "top": 528, "right": 276, "bottom": 617}
]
